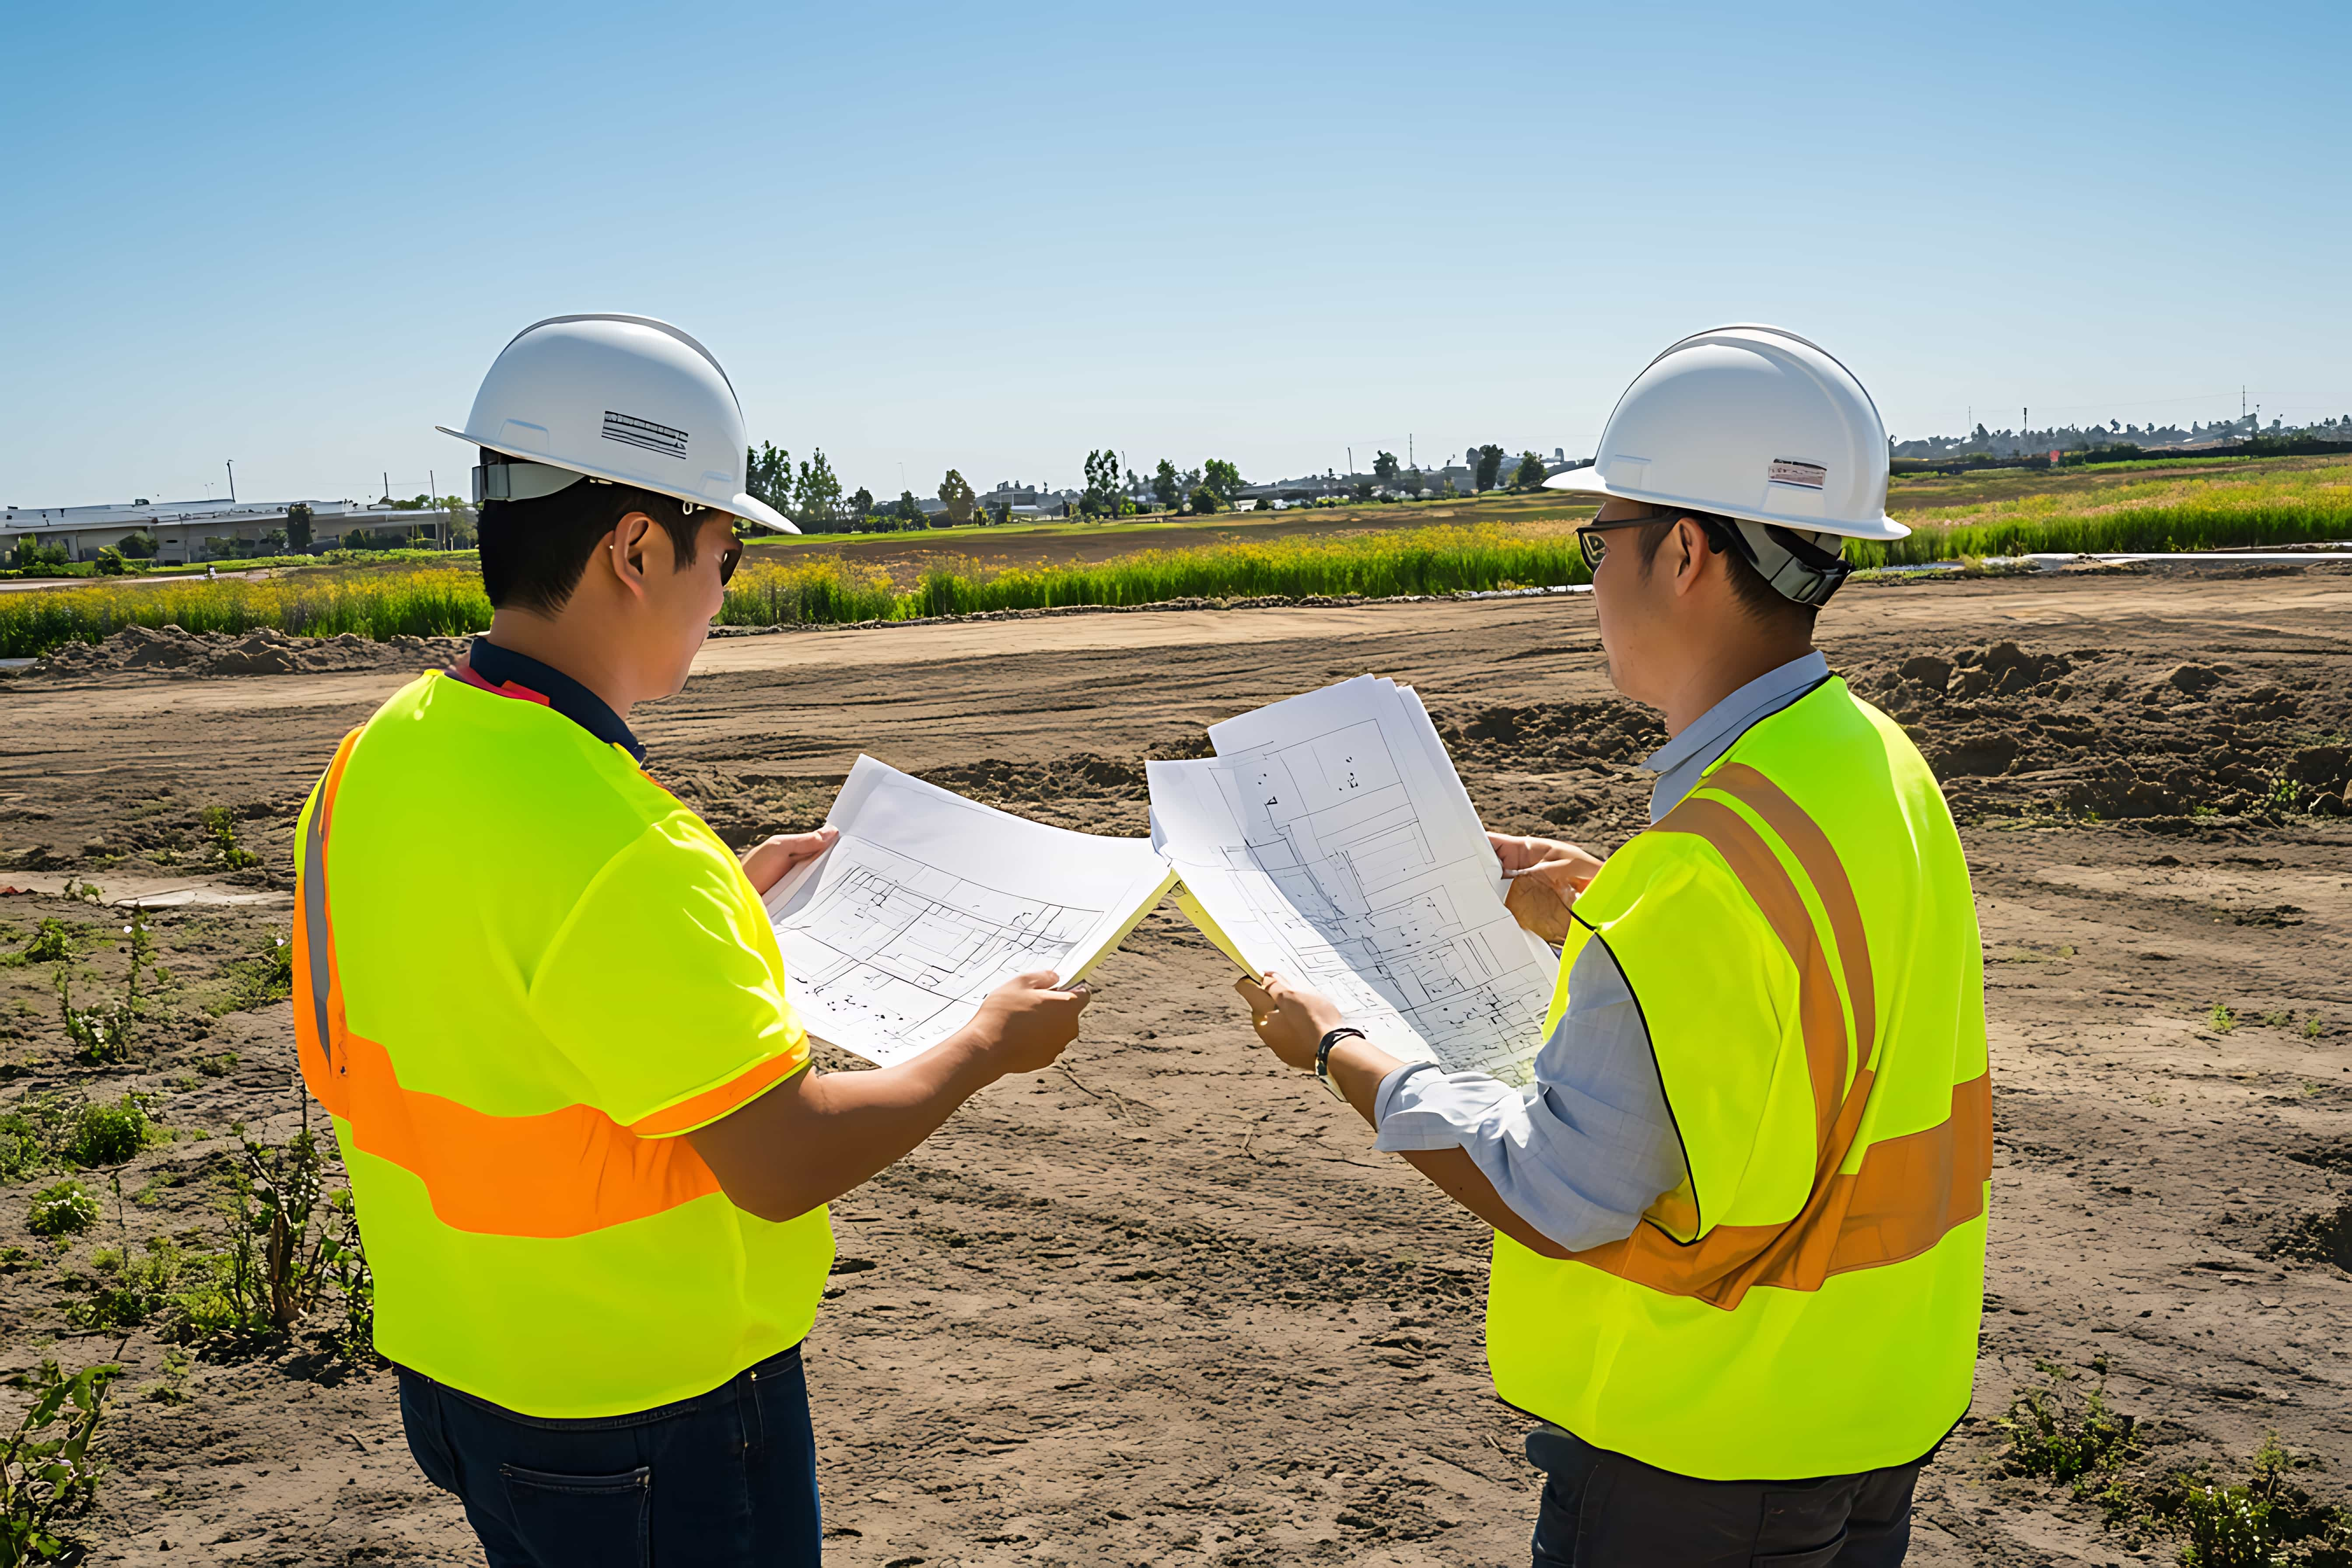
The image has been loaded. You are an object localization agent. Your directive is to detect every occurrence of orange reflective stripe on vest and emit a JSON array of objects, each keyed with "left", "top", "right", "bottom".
[
  {"left": 1560, "top": 762, "right": 1990, "bottom": 1312},
  {"left": 294, "top": 727, "right": 787, "bottom": 1239}
]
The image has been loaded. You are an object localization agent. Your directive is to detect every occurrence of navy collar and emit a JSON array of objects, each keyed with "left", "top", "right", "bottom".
[{"left": 464, "top": 638, "right": 646, "bottom": 763}]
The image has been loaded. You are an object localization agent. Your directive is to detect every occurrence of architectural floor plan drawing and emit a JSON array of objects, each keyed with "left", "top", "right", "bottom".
[
  {"left": 766, "top": 757, "right": 1175, "bottom": 1066},
  {"left": 1151, "top": 677, "right": 1555, "bottom": 1085}
]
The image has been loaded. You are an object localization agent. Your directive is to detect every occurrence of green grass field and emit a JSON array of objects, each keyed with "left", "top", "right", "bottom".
[
  {"left": 4, "top": 456, "right": 2345, "bottom": 658},
  {"left": 1861, "top": 462, "right": 2352, "bottom": 564}
]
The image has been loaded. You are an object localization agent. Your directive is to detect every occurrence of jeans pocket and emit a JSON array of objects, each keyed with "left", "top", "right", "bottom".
[{"left": 498, "top": 1463, "right": 651, "bottom": 1568}]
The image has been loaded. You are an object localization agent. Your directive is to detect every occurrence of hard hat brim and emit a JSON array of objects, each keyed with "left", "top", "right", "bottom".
[
  {"left": 438, "top": 425, "right": 800, "bottom": 534},
  {"left": 1542, "top": 463, "right": 1909, "bottom": 541},
  {"left": 728, "top": 492, "right": 799, "bottom": 534}
]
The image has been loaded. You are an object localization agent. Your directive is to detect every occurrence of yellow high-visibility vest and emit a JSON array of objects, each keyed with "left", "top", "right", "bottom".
[
  {"left": 292, "top": 670, "right": 833, "bottom": 1418},
  {"left": 1487, "top": 678, "right": 1990, "bottom": 1480}
]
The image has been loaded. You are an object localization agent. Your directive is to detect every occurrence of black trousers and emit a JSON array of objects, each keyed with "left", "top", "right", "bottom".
[
  {"left": 399, "top": 1345, "right": 821, "bottom": 1568},
  {"left": 1526, "top": 1426, "right": 1923, "bottom": 1568}
]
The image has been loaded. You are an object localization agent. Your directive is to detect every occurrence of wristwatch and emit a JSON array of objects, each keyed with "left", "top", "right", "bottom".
[{"left": 1316, "top": 1027, "right": 1368, "bottom": 1101}]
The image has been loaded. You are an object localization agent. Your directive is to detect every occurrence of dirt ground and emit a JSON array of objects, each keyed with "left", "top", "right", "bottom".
[{"left": 0, "top": 565, "right": 2348, "bottom": 1566}]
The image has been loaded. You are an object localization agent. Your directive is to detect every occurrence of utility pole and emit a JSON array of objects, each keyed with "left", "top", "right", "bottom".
[
  {"left": 1347, "top": 446, "right": 1354, "bottom": 478},
  {"left": 383, "top": 471, "right": 391, "bottom": 506},
  {"left": 1409, "top": 433, "right": 1414, "bottom": 468},
  {"left": 226, "top": 460, "right": 236, "bottom": 504}
]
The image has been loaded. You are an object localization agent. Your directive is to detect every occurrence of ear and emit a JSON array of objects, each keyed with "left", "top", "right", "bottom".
[
  {"left": 607, "top": 511, "right": 658, "bottom": 603},
  {"left": 1668, "top": 516, "right": 1710, "bottom": 598}
]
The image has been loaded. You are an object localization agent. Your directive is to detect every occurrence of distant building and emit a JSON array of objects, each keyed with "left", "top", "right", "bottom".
[
  {"left": 2, "top": 498, "right": 455, "bottom": 566},
  {"left": 978, "top": 481, "right": 1042, "bottom": 511}
]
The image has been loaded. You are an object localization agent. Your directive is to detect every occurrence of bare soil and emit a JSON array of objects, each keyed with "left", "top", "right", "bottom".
[{"left": 0, "top": 566, "right": 2347, "bottom": 1566}]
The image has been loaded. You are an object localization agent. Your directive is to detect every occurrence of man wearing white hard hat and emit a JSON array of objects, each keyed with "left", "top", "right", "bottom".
[
  {"left": 1233, "top": 327, "right": 1987, "bottom": 1564},
  {"left": 290, "top": 315, "right": 1093, "bottom": 1564}
]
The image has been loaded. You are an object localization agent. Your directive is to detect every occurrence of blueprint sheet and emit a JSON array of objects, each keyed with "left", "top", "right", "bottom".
[
  {"left": 765, "top": 756, "right": 1175, "bottom": 1066},
  {"left": 1149, "top": 677, "right": 1554, "bottom": 1085}
]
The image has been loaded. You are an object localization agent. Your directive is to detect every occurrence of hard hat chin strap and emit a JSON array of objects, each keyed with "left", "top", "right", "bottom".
[
  {"left": 1710, "top": 517, "right": 1851, "bottom": 608},
  {"left": 473, "top": 458, "right": 589, "bottom": 505},
  {"left": 474, "top": 453, "right": 703, "bottom": 517}
]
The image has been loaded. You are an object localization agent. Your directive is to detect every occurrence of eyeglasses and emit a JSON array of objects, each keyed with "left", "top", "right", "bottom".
[
  {"left": 1575, "top": 515, "right": 1660, "bottom": 572},
  {"left": 718, "top": 536, "right": 743, "bottom": 585}
]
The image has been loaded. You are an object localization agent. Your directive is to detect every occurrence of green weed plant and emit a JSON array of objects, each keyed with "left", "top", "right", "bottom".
[
  {"left": 199, "top": 807, "right": 261, "bottom": 872},
  {"left": 141, "top": 1348, "right": 193, "bottom": 1407},
  {"left": 61, "top": 1097, "right": 153, "bottom": 1170},
  {"left": 2000, "top": 1361, "right": 2352, "bottom": 1565},
  {"left": 18, "top": 923, "right": 74, "bottom": 966},
  {"left": 0, "top": 1099, "right": 73, "bottom": 1183},
  {"left": 24, "top": 1183, "right": 98, "bottom": 1240},
  {"left": 52, "top": 910, "right": 157, "bottom": 1066},
  {"left": 67, "top": 1239, "right": 195, "bottom": 1332},
  {"left": 0, "top": 1357, "right": 119, "bottom": 1566},
  {"left": 202, "top": 1127, "right": 371, "bottom": 1349},
  {"left": 1998, "top": 1358, "right": 2139, "bottom": 1500},
  {"left": 210, "top": 934, "right": 292, "bottom": 1015},
  {"left": 2151, "top": 1435, "right": 2352, "bottom": 1567}
]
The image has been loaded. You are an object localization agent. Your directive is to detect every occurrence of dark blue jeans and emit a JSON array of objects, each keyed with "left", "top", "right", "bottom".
[
  {"left": 399, "top": 1345, "right": 820, "bottom": 1568},
  {"left": 1527, "top": 1426, "right": 1922, "bottom": 1568}
]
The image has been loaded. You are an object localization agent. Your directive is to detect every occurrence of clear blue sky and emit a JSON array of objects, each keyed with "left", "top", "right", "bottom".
[{"left": 7, "top": 0, "right": 2348, "bottom": 507}]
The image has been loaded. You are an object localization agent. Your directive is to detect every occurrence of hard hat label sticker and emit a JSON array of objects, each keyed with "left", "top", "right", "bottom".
[
  {"left": 1768, "top": 459, "right": 1828, "bottom": 490},
  {"left": 602, "top": 410, "right": 691, "bottom": 460}
]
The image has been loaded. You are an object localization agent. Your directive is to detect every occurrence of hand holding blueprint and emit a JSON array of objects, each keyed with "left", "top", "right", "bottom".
[
  {"left": 1148, "top": 677, "right": 1555, "bottom": 1085},
  {"left": 764, "top": 756, "right": 1174, "bottom": 1066}
]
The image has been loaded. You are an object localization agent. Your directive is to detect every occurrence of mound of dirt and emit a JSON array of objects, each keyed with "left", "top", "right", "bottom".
[
  {"left": 2258, "top": 1197, "right": 2352, "bottom": 1274},
  {"left": 1847, "top": 637, "right": 2352, "bottom": 824},
  {"left": 15, "top": 624, "right": 471, "bottom": 679}
]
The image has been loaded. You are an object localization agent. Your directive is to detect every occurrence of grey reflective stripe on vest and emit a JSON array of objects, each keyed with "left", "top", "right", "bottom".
[{"left": 300, "top": 783, "right": 334, "bottom": 1074}]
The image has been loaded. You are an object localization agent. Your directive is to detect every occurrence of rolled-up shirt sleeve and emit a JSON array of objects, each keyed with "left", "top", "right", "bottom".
[{"left": 1372, "top": 938, "right": 1687, "bottom": 1253}]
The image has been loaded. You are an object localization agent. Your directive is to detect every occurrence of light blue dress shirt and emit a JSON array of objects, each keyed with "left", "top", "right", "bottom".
[{"left": 1370, "top": 652, "right": 1831, "bottom": 1252}]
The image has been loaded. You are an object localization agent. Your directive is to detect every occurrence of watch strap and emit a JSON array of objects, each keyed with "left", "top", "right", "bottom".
[{"left": 1316, "top": 1027, "right": 1368, "bottom": 1099}]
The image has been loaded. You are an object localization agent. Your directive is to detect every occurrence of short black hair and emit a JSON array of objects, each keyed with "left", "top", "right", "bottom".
[
  {"left": 1634, "top": 510, "right": 1820, "bottom": 633},
  {"left": 477, "top": 464, "right": 704, "bottom": 616}
]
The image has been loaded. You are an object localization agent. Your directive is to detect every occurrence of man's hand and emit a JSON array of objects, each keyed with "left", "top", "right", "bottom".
[
  {"left": 686, "top": 968, "right": 1090, "bottom": 1225},
  {"left": 740, "top": 826, "right": 839, "bottom": 896},
  {"left": 1234, "top": 970, "right": 1345, "bottom": 1072},
  {"left": 956, "top": 970, "right": 1093, "bottom": 1075},
  {"left": 1229, "top": 967, "right": 1573, "bottom": 1258},
  {"left": 1488, "top": 832, "right": 1604, "bottom": 946}
]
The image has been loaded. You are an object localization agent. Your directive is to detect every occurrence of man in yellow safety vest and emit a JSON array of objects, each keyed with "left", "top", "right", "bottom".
[
  {"left": 294, "top": 315, "right": 1092, "bottom": 1565},
  {"left": 1234, "top": 326, "right": 1989, "bottom": 1566}
]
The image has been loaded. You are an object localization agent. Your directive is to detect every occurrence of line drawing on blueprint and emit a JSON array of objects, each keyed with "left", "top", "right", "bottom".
[
  {"left": 770, "top": 756, "right": 1174, "bottom": 1066},
  {"left": 1170, "top": 709, "right": 1551, "bottom": 1082},
  {"left": 780, "top": 838, "right": 1102, "bottom": 1055}
]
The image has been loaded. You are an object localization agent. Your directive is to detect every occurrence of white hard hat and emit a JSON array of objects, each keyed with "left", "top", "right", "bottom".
[
  {"left": 1547, "top": 324, "right": 1906, "bottom": 544},
  {"left": 438, "top": 314, "right": 797, "bottom": 533}
]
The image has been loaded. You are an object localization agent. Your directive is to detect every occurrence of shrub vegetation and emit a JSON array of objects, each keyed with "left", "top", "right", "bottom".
[{"left": 4, "top": 465, "right": 2347, "bottom": 656}]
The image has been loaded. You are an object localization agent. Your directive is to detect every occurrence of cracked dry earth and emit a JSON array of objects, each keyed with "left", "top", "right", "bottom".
[{"left": 0, "top": 565, "right": 2346, "bottom": 1566}]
